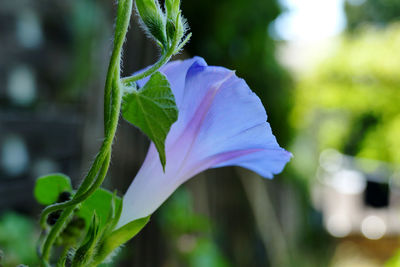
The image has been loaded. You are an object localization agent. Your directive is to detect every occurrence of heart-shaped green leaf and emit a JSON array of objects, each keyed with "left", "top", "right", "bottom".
[
  {"left": 122, "top": 71, "right": 178, "bottom": 170},
  {"left": 77, "top": 188, "right": 122, "bottom": 231},
  {"left": 34, "top": 173, "right": 72, "bottom": 205}
]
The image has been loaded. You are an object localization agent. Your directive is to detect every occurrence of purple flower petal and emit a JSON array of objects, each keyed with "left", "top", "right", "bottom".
[
  {"left": 136, "top": 57, "right": 207, "bottom": 108},
  {"left": 118, "top": 57, "right": 291, "bottom": 227}
]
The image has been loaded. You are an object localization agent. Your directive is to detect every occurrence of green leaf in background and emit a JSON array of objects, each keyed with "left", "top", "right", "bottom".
[
  {"left": 0, "top": 212, "right": 38, "bottom": 266},
  {"left": 33, "top": 173, "right": 72, "bottom": 205},
  {"left": 122, "top": 71, "right": 178, "bottom": 170},
  {"left": 77, "top": 188, "right": 122, "bottom": 231}
]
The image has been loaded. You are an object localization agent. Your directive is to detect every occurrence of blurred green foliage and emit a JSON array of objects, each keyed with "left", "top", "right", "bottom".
[
  {"left": 290, "top": 23, "right": 400, "bottom": 180},
  {"left": 346, "top": 0, "right": 400, "bottom": 31},
  {"left": 65, "top": 0, "right": 107, "bottom": 99},
  {"left": 0, "top": 212, "right": 38, "bottom": 267},
  {"left": 34, "top": 173, "right": 72, "bottom": 205},
  {"left": 386, "top": 250, "right": 400, "bottom": 267},
  {"left": 158, "top": 189, "right": 230, "bottom": 267}
]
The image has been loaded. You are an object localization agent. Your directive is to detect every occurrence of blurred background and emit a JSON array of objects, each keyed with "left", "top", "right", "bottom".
[{"left": 0, "top": 0, "right": 400, "bottom": 266}]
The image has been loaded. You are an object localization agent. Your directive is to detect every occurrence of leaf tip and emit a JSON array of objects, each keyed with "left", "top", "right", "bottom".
[{"left": 160, "top": 153, "right": 166, "bottom": 172}]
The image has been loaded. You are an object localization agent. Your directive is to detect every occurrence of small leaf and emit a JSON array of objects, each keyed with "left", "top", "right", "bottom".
[
  {"left": 34, "top": 173, "right": 72, "bottom": 205},
  {"left": 122, "top": 71, "right": 178, "bottom": 170},
  {"left": 77, "top": 188, "right": 122, "bottom": 231}
]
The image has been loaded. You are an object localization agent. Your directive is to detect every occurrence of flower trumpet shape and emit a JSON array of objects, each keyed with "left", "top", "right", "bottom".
[{"left": 117, "top": 57, "right": 291, "bottom": 227}]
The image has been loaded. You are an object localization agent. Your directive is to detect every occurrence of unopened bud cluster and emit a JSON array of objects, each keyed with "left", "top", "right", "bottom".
[{"left": 135, "top": 0, "right": 188, "bottom": 52}]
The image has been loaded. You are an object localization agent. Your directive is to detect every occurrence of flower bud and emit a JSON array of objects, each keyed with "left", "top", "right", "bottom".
[
  {"left": 135, "top": 0, "right": 167, "bottom": 46},
  {"left": 165, "top": 0, "right": 186, "bottom": 43}
]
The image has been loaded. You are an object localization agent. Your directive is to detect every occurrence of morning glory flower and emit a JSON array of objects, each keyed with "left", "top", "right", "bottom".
[{"left": 117, "top": 57, "right": 291, "bottom": 228}]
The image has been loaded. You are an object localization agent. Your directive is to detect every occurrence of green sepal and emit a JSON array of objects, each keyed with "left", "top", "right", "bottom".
[
  {"left": 34, "top": 173, "right": 72, "bottom": 205},
  {"left": 71, "top": 213, "right": 100, "bottom": 266},
  {"left": 93, "top": 216, "right": 150, "bottom": 265},
  {"left": 168, "top": 11, "right": 188, "bottom": 54},
  {"left": 122, "top": 71, "right": 178, "bottom": 170},
  {"left": 136, "top": 0, "right": 167, "bottom": 46},
  {"left": 77, "top": 188, "right": 122, "bottom": 231},
  {"left": 174, "top": 32, "right": 192, "bottom": 54},
  {"left": 166, "top": 19, "right": 176, "bottom": 43}
]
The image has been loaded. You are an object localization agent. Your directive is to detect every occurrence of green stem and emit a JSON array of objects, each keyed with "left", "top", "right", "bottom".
[
  {"left": 121, "top": 13, "right": 183, "bottom": 85},
  {"left": 121, "top": 52, "right": 171, "bottom": 85},
  {"left": 41, "top": 205, "right": 74, "bottom": 263},
  {"left": 41, "top": 152, "right": 112, "bottom": 262},
  {"left": 104, "top": 68, "right": 120, "bottom": 135},
  {"left": 39, "top": 0, "right": 132, "bottom": 264},
  {"left": 39, "top": 79, "right": 124, "bottom": 229},
  {"left": 40, "top": 149, "right": 114, "bottom": 228},
  {"left": 39, "top": 77, "right": 122, "bottom": 231},
  {"left": 105, "top": 0, "right": 132, "bottom": 131}
]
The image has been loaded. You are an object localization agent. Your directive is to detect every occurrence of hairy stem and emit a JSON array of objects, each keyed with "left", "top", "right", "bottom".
[
  {"left": 121, "top": 13, "right": 183, "bottom": 85},
  {"left": 39, "top": 0, "right": 132, "bottom": 264},
  {"left": 121, "top": 52, "right": 170, "bottom": 85},
  {"left": 41, "top": 152, "right": 112, "bottom": 262}
]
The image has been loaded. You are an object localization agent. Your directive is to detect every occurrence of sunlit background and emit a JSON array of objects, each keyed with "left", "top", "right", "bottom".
[{"left": 1, "top": 0, "right": 400, "bottom": 266}]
